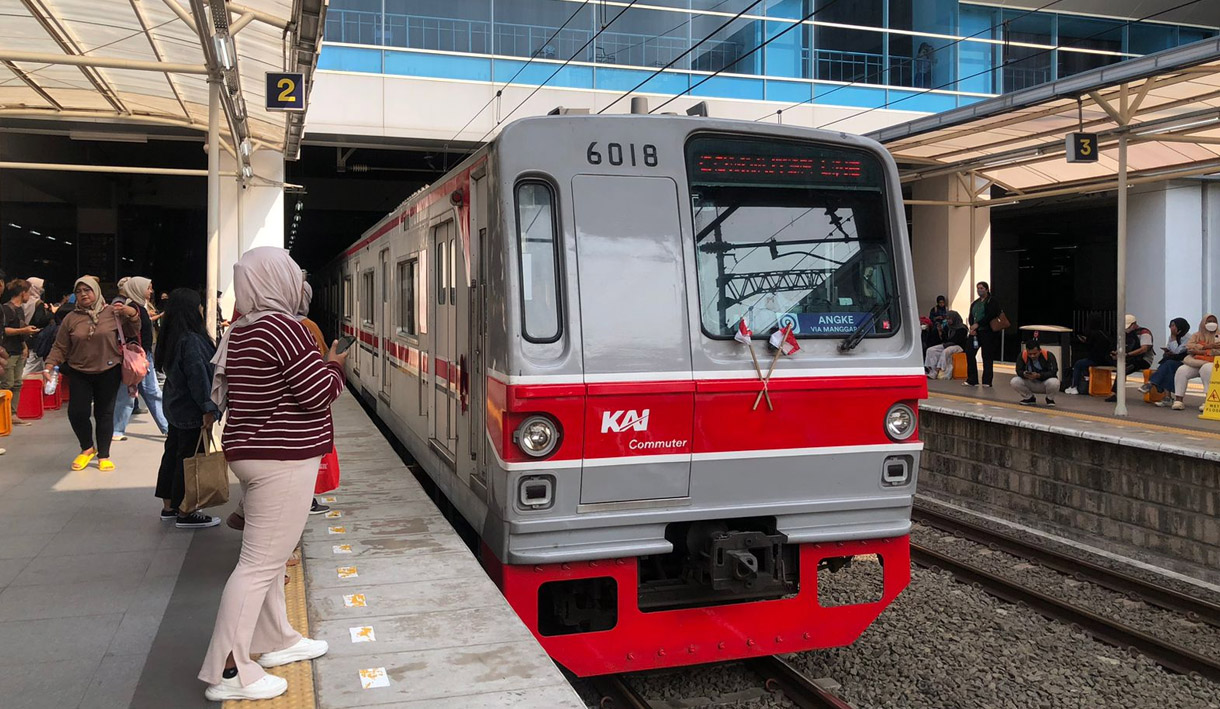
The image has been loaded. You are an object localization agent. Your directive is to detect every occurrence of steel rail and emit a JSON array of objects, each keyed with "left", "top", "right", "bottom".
[
  {"left": 912, "top": 504, "right": 1220, "bottom": 628},
  {"left": 911, "top": 542, "right": 1220, "bottom": 682},
  {"left": 584, "top": 674, "right": 652, "bottom": 709},
  {"left": 747, "top": 656, "right": 855, "bottom": 709}
]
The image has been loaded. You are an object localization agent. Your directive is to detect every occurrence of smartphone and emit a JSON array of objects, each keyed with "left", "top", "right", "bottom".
[{"left": 334, "top": 335, "right": 357, "bottom": 355}]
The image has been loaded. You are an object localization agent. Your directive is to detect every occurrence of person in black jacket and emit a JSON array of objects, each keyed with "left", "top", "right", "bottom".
[
  {"left": 924, "top": 310, "right": 968, "bottom": 379},
  {"left": 154, "top": 288, "right": 222, "bottom": 529},
  {"left": 1065, "top": 315, "right": 1114, "bottom": 394},
  {"left": 965, "top": 281, "right": 1004, "bottom": 387},
  {"left": 1011, "top": 340, "right": 1059, "bottom": 406}
]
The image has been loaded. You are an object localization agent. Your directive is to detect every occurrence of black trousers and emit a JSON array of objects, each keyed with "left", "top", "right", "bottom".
[
  {"left": 156, "top": 424, "right": 201, "bottom": 512},
  {"left": 66, "top": 367, "right": 121, "bottom": 458},
  {"left": 965, "top": 330, "right": 1001, "bottom": 386}
]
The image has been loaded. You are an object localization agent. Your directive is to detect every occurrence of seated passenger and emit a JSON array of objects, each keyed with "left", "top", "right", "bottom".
[
  {"left": 1142, "top": 317, "right": 1189, "bottom": 403},
  {"left": 1105, "top": 314, "right": 1154, "bottom": 403},
  {"left": 924, "top": 311, "right": 967, "bottom": 379},
  {"left": 1065, "top": 315, "right": 1113, "bottom": 395},
  {"left": 1169, "top": 313, "right": 1218, "bottom": 411},
  {"left": 1012, "top": 340, "right": 1059, "bottom": 407}
]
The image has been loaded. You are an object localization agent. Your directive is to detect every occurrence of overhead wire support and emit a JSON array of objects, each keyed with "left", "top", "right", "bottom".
[
  {"left": 597, "top": 0, "right": 767, "bottom": 115},
  {"left": 811, "top": 0, "right": 1205, "bottom": 131},
  {"left": 753, "top": 0, "right": 1069, "bottom": 123},
  {"left": 476, "top": 0, "right": 642, "bottom": 144}
]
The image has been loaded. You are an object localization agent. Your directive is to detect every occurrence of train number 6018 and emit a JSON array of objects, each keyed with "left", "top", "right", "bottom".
[{"left": 587, "top": 142, "right": 658, "bottom": 168}]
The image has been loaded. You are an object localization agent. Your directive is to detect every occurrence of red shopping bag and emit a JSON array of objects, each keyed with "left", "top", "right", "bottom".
[{"left": 315, "top": 446, "right": 340, "bottom": 495}]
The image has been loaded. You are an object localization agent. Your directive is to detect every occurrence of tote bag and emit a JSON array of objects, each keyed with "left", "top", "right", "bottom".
[{"left": 183, "top": 430, "right": 231, "bottom": 511}]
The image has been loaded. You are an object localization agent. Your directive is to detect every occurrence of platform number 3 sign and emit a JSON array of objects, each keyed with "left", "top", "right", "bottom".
[
  {"left": 266, "top": 72, "right": 305, "bottom": 112},
  {"left": 1065, "top": 132, "right": 1098, "bottom": 163}
]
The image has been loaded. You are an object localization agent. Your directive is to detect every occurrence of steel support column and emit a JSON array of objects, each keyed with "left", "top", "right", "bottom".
[
  {"left": 1115, "top": 131, "right": 1129, "bottom": 416},
  {"left": 207, "top": 80, "right": 220, "bottom": 340}
]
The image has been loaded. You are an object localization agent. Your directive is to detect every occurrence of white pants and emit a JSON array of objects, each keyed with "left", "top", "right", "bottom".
[
  {"left": 923, "top": 344, "right": 963, "bottom": 375},
  {"left": 1012, "top": 376, "right": 1060, "bottom": 397},
  {"left": 1173, "top": 364, "right": 1211, "bottom": 399}
]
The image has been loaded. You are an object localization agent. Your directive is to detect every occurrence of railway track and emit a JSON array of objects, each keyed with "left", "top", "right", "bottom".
[
  {"left": 912, "top": 503, "right": 1220, "bottom": 628},
  {"left": 585, "top": 656, "right": 855, "bottom": 709},
  {"left": 910, "top": 541, "right": 1220, "bottom": 682}
]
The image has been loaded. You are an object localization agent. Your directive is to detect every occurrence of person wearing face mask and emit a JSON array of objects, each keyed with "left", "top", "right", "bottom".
[{"left": 1169, "top": 314, "right": 1219, "bottom": 411}]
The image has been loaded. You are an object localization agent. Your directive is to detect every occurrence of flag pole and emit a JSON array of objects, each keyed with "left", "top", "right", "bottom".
[
  {"left": 753, "top": 325, "right": 790, "bottom": 410},
  {"left": 747, "top": 343, "right": 773, "bottom": 410}
]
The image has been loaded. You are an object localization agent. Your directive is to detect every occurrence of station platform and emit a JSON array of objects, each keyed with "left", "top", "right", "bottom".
[{"left": 0, "top": 390, "right": 581, "bottom": 708}]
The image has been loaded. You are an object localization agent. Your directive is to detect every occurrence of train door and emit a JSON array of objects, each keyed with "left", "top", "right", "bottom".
[
  {"left": 430, "top": 219, "right": 458, "bottom": 464},
  {"left": 572, "top": 175, "right": 694, "bottom": 504},
  {"left": 379, "top": 248, "right": 391, "bottom": 399}
]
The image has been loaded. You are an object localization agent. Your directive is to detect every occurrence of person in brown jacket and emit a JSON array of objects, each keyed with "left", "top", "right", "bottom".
[{"left": 42, "top": 276, "right": 139, "bottom": 471}]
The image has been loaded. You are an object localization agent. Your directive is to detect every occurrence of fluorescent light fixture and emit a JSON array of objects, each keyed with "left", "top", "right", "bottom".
[
  {"left": 213, "top": 35, "right": 235, "bottom": 70},
  {"left": 64, "top": 241, "right": 73, "bottom": 246},
  {"left": 239, "top": 138, "right": 252, "bottom": 158},
  {"left": 241, "top": 165, "right": 253, "bottom": 179},
  {"left": 6, "top": 223, "right": 20, "bottom": 229},
  {"left": 30, "top": 230, "right": 40, "bottom": 235},
  {"left": 46, "top": 236, "right": 56, "bottom": 241}
]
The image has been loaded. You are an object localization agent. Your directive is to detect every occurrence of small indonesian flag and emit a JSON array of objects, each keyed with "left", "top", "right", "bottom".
[
  {"left": 769, "top": 327, "right": 801, "bottom": 355},
  {"left": 734, "top": 317, "right": 753, "bottom": 345}
]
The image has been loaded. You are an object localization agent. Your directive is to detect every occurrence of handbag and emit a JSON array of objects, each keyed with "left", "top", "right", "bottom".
[
  {"left": 114, "top": 310, "right": 148, "bottom": 396},
  {"left": 183, "top": 429, "right": 231, "bottom": 511},
  {"left": 990, "top": 310, "right": 1011, "bottom": 332},
  {"left": 315, "top": 446, "right": 340, "bottom": 495}
]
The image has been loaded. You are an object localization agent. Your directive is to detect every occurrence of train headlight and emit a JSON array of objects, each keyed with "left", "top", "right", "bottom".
[
  {"left": 884, "top": 403, "right": 917, "bottom": 441},
  {"left": 514, "top": 415, "right": 560, "bottom": 458}
]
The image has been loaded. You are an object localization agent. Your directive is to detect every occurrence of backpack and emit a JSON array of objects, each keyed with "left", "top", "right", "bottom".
[{"left": 32, "top": 322, "right": 58, "bottom": 360}]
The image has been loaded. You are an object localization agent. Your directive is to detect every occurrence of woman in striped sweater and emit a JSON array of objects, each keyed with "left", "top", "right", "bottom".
[{"left": 199, "top": 247, "right": 348, "bottom": 702}]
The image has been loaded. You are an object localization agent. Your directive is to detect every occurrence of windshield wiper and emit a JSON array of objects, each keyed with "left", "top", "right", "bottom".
[{"left": 838, "top": 295, "right": 895, "bottom": 353}]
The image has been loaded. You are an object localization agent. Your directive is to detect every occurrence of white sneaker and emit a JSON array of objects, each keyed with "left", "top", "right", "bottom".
[
  {"left": 204, "top": 673, "right": 287, "bottom": 701},
  {"left": 1064, "top": 387, "right": 1078, "bottom": 396},
  {"left": 112, "top": 434, "right": 127, "bottom": 442},
  {"left": 1171, "top": 400, "right": 1185, "bottom": 411},
  {"left": 257, "top": 637, "right": 329, "bottom": 668}
]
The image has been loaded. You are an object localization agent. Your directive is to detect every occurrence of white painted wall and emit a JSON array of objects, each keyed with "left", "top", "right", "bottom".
[
  {"left": 218, "top": 149, "right": 285, "bottom": 318},
  {"left": 911, "top": 175, "right": 991, "bottom": 319}
]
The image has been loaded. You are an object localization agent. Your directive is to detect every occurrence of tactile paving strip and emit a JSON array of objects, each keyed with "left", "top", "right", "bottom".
[
  {"left": 931, "top": 392, "right": 1220, "bottom": 441},
  {"left": 224, "top": 549, "right": 316, "bottom": 709}
]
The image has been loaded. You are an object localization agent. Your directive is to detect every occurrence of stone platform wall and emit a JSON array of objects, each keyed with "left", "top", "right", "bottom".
[{"left": 920, "top": 409, "right": 1220, "bottom": 580}]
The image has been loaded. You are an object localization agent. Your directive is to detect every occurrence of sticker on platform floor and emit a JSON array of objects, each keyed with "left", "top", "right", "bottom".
[
  {"left": 325, "top": 510, "right": 342, "bottom": 519},
  {"left": 328, "top": 526, "right": 346, "bottom": 535},
  {"left": 359, "top": 667, "right": 389, "bottom": 689},
  {"left": 333, "top": 544, "right": 353, "bottom": 554},
  {"left": 322, "top": 496, "right": 337, "bottom": 503},
  {"left": 337, "top": 566, "right": 358, "bottom": 579},
  {"left": 349, "top": 626, "right": 376, "bottom": 643},
  {"left": 343, "top": 593, "right": 367, "bottom": 608}
]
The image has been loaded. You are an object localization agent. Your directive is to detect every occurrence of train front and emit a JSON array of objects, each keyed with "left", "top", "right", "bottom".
[{"left": 483, "top": 116, "right": 926, "bottom": 677}]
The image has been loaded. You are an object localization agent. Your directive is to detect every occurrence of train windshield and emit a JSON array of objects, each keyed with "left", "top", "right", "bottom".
[{"left": 686, "top": 135, "right": 900, "bottom": 341}]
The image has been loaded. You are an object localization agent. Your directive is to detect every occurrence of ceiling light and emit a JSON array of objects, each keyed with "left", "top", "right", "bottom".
[
  {"left": 6, "top": 223, "right": 20, "bottom": 229},
  {"left": 30, "top": 230, "right": 40, "bottom": 235},
  {"left": 242, "top": 165, "right": 253, "bottom": 179},
  {"left": 213, "top": 35, "right": 235, "bottom": 71},
  {"left": 64, "top": 241, "right": 73, "bottom": 246},
  {"left": 294, "top": 214, "right": 301, "bottom": 223},
  {"left": 239, "top": 138, "right": 252, "bottom": 158},
  {"left": 46, "top": 236, "right": 56, "bottom": 241},
  {"left": 295, "top": 200, "right": 303, "bottom": 212}
]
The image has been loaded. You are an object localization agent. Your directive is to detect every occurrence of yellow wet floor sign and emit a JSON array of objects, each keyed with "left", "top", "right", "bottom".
[{"left": 1201, "top": 376, "right": 1220, "bottom": 421}]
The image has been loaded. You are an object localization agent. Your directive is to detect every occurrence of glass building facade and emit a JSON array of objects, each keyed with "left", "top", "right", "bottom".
[{"left": 319, "top": 0, "right": 1216, "bottom": 111}]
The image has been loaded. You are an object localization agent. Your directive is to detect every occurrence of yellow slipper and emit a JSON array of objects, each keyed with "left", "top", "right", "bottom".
[
  {"left": 71, "top": 452, "right": 95, "bottom": 471},
  {"left": 98, "top": 459, "right": 115, "bottom": 472}
]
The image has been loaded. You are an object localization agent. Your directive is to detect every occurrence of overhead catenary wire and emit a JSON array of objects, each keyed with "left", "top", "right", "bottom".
[
  {"left": 753, "top": 0, "right": 1069, "bottom": 123},
  {"left": 446, "top": 0, "right": 595, "bottom": 145},
  {"left": 812, "top": 0, "right": 1205, "bottom": 131},
  {"left": 475, "top": 0, "right": 642, "bottom": 143},
  {"left": 597, "top": 0, "right": 766, "bottom": 114}
]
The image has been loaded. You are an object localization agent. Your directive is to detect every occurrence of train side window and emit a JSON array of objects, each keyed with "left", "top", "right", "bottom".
[
  {"left": 343, "top": 276, "right": 352, "bottom": 321},
  {"left": 515, "top": 181, "right": 561, "bottom": 343},
  {"left": 361, "top": 271, "right": 375, "bottom": 326},
  {"left": 437, "top": 246, "right": 447, "bottom": 305},
  {"left": 397, "top": 258, "right": 417, "bottom": 336}
]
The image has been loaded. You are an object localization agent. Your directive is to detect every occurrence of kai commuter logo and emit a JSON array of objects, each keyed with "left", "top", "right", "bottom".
[{"left": 601, "top": 409, "right": 650, "bottom": 433}]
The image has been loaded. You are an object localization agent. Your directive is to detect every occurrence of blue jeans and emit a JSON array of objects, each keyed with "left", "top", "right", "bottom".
[
  {"left": 113, "top": 353, "right": 168, "bottom": 435},
  {"left": 1149, "top": 359, "right": 1184, "bottom": 393}
]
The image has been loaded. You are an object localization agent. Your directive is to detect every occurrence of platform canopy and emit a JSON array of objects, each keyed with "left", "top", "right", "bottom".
[
  {"left": 0, "top": 0, "right": 324, "bottom": 160},
  {"left": 871, "top": 37, "right": 1220, "bottom": 206}
]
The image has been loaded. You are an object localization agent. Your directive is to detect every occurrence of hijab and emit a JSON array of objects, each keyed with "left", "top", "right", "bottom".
[
  {"left": 296, "top": 282, "right": 313, "bottom": 321},
  {"left": 73, "top": 276, "right": 106, "bottom": 335},
  {"left": 22, "top": 277, "right": 43, "bottom": 322},
  {"left": 211, "top": 247, "right": 306, "bottom": 409},
  {"left": 120, "top": 276, "right": 151, "bottom": 308}
]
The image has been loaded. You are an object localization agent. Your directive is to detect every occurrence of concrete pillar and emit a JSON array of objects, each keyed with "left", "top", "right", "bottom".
[
  {"left": 1128, "top": 180, "right": 1211, "bottom": 344},
  {"left": 910, "top": 174, "right": 991, "bottom": 319},
  {"left": 218, "top": 149, "right": 285, "bottom": 319}
]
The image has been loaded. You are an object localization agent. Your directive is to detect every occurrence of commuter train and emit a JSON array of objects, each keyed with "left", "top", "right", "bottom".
[{"left": 320, "top": 113, "right": 926, "bottom": 676}]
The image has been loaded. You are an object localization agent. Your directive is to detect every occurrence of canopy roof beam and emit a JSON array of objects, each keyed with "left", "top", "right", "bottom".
[
  {"left": 129, "top": 0, "right": 193, "bottom": 126},
  {"left": 1, "top": 60, "right": 62, "bottom": 110},
  {"left": 0, "top": 50, "right": 207, "bottom": 74},
  {"left": 20, "top": 0, "right": 127, "bottom": 114}
]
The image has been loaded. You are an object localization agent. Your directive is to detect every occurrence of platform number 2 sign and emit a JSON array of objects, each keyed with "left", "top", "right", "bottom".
[
  {"left": 266, "top": 72, "right": 305, "bottom": 112},
  {"left": 1065, "top": 132, "right": 1098, "bottom": 163}
]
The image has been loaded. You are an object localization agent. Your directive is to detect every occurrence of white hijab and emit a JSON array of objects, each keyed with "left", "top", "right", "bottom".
[
  {"left": 296, "top": 281, "right": 313, "bottom": 321},
  {"left": 210, "top": 247, "right": 306, "bottom": 410},
  {"left": 22, "top": 277, "right": 43, "bottom": 322}
]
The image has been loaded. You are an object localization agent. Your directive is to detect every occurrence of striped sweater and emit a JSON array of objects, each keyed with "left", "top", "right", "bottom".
[{"left": 221, "top": 313, "right": 344, "bottom": 462}]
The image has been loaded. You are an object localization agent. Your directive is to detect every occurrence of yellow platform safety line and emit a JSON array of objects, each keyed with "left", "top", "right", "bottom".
[
  {"left": 225, "top": 549, "right": 316, "bottom": 709},
  {"left": 929, "top": 393, "right": 1220, "bottom": 441}
]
